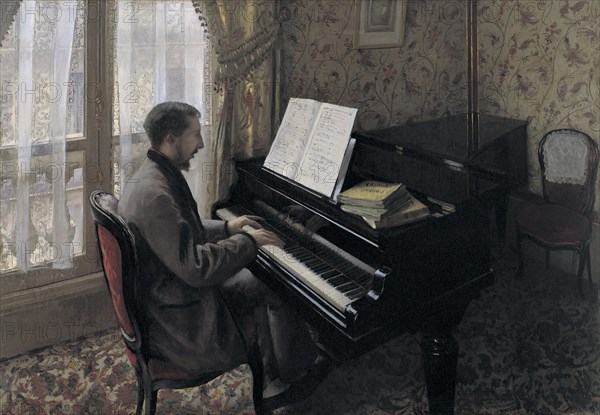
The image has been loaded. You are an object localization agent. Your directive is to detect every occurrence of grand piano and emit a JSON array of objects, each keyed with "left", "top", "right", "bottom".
[{"left": 215, "top": 113, "right": 528, "bottom": 414}]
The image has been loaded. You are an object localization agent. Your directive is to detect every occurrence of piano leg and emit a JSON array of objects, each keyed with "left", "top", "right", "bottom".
[{"left": 420, "top": 331, "right": 458, "bottom": 415}]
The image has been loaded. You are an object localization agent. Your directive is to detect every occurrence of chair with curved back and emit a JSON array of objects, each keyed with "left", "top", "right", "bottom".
[
  {"left": 90, "top": 190, "right": 263, "bottom": 414},
  {"left": 516, "top": 129, "right": 599, "bottom": 295}
]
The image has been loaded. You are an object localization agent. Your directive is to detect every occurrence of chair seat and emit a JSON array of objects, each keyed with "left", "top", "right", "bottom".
[{"left": 517, "top": 203, "right": 592, "bottom": 247}]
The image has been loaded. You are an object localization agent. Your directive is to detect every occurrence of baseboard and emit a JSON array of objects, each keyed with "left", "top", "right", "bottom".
[{"left": 0, "top": 272, "right": 117, "bottom": 360}]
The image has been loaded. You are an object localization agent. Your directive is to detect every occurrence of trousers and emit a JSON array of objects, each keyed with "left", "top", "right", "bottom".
[{"left": 220, "top": 268, "right": 317, "bottom": 383}]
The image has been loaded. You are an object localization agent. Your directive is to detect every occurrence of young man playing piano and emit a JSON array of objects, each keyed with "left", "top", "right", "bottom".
[{"left": 118, "top": 101, "right": 328, "bottom": 409}]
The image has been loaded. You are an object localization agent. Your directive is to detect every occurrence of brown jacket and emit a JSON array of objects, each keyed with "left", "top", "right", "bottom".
[{"left": 118, "top": 149, "right": 258, "bottom": 375}]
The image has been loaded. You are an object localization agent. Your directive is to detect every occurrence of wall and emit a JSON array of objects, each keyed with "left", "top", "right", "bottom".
[
  {"left": 281, "top": 0, "right": 599, "bottom": 209},
  {"left": 281, "top": 0, "right": 469, "bottom": 130},
  {"left": 0, "top": 273, "right": 116, "bottom": 360},
  {"left": 280, "top": 0, "right": 600, "bottom": 277},
  {"left": 477, "top": 0, "right": 600, "bottom": 208},
  {"left": 477, "top": 0, "right": 600, "bottom": 275}
]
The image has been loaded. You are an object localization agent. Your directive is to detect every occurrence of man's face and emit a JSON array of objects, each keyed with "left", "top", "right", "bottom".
[{"left": 173, "top": 116, "right": 203, "bottom": 171}]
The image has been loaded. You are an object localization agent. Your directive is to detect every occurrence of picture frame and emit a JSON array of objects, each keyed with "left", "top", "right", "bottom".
[{"left": 353, "top": 0, "right": 407, "bottom": 49}]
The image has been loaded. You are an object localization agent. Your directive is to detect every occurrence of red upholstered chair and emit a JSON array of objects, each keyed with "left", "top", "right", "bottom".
[
  {"left": 90, "top": 191, "right": 263, "bottom": 415},
  {"left": 516, "top": 129, "right": 599, "bottom": 295}
]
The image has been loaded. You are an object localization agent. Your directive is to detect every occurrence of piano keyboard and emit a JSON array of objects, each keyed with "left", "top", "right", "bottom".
[{"left": 216, "top": 203, "right": 375, "bottom": 312}]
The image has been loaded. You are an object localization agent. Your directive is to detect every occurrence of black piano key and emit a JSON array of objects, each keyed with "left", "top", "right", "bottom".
[
  {"left": 320, "top": 270, "right": 340, "bottom": 279},
  {"left": 337, "top": 282, "right": 360, "bottom": 293},
  {"left": 328, "top": 276, "right": 349, "bottom": 286},
  {"left": 284, "top": 246, "right": 302, "bottom": 254},
  {"left": 298, "top": 259, "right": 320, "bottom": 270},
  {"left": 311, "top": 264, "right": 332, "bottom": 274},
  {"left": 357, "top": 274, "right": 374, "bottom": 286},
  {"left": 347, "top": 288, "right": 368, "bottom": 299},
  {"left": 322, "top": 273, "right": 344, "bottom": 282},
  {"left": 303, "top": 257, "right": 322, "bottom": 267},
  {"left": 293, "top": 252, "right": 313, "bottom": 261}
]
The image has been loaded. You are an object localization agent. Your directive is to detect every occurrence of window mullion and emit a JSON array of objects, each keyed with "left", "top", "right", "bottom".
[{"left": 82, "top": 0, "right": 114, "bottom": 273}]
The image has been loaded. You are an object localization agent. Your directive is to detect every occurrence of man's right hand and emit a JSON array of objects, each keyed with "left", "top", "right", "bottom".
[{"left": 247, "top": 229, "right": 285, "bottom": 248}]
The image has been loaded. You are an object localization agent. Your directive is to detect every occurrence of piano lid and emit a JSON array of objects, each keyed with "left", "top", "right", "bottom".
[
  {"left": 348, "top": 113, "right": 529, "bottom": 206},
  {"left": 353, "top": 113, "right": 528, "bottom": 165}
]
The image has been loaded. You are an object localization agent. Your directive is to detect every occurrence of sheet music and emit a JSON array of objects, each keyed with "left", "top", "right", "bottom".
[
  {"left": 263, "top": 98, "right": 357, "bottom": 198},
  {"left": 296, "top": 104, "right": 358, "bottom": 196},
  {"left": 263, "top": 98, "right": 320, "bottom": 179}
]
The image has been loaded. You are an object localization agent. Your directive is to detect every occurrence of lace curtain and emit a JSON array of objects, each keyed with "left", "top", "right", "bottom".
[
  {"left": 0, "top": 0, "right": 78, "bottom": 271},
  {"left": 192, "top": 0, "right": 282, "bottom": 215},
  {"left": 114, "top": 0, "right": 211, "bottom": 204},
  {"left": 0, "top": 0, "right": 21, "bottom": 47}
]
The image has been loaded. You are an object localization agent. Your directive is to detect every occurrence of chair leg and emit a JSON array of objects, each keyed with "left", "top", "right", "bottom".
[
  {"left": 149, "top": 391, "right": 158, "bottom": 415},
  {"left": 577, "top": 249, "right": 586, "bottom": 297},
  {"left": 143, "top": 382, "right": 156, "bottom": 415},
  {"left": 135, "top": 377, "right": 144, "bottom": 415},
  {"left": 585, "top": 245, "right": 593, "bottom": 289}
]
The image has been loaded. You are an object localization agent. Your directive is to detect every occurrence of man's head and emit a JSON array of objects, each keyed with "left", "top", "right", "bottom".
[{"left": 143, "top": 101, "right": 204, "bottom": 171}]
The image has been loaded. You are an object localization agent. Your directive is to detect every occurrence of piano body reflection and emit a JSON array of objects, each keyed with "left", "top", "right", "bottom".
[{"left": 215, "top": 114, "right": 528, "bottom": 414}]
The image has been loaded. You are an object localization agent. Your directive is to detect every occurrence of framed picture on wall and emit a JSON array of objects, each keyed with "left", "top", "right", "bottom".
[{"left": 353, "top": 0, "right": 407, "bottom": 49}]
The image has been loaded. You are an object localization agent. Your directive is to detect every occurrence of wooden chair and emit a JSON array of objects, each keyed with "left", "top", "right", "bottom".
[
  {"left": 516, "top": 129, "right": 599, "bottom": 295},
  {"left": 90, "top": 190, "right": 263, "bottom": 414}
]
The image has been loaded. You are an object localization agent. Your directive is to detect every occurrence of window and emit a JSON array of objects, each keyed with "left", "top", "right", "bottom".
[
  {"left": 1, "top": 0, "right": 111, "bottom": 292},
  {"left": 0, "top": 0, "right": 210, "bottom": 292},
  {"left": 112, "top": 0, "right": 211, "bottom": 199}
]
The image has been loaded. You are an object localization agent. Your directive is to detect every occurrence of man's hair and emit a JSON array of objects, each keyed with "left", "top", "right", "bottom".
[{"left": 143, "top": 101, "right": 201, "bottom": 148}]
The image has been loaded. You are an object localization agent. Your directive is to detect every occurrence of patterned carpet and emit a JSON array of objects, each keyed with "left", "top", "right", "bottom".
[{"left": 1, "top": 256, "right": 599, "bottom": 415}]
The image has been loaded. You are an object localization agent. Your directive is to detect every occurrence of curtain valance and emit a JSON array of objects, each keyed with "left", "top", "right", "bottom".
[{"left": 192, "top": 0, "right": 281, "bottom": 84}]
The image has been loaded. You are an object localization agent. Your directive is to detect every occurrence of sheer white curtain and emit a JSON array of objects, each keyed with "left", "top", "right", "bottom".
[
  {"left": 0, "top": 0, "right": 77, "bottom": 271},
  {"left": 0, "top": 0, "right": 22, "bottom": 47},
  {"left": 115, "top": 0, "right": 211, "bottom": 211}
]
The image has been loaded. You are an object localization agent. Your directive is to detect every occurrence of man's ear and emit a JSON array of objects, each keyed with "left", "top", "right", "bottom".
[{"left": 165, "top": 133, "right": 175, "bottom": 144}]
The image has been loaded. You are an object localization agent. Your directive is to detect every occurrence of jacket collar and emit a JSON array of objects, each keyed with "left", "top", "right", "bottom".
[
  {"left": 147, "top": 147, "right": 184, "bottom": 182},
  {"left": 146, "top": 147, "right": 200, "bottom": 220}
]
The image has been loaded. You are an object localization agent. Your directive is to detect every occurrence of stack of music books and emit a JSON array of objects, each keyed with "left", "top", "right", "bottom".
[{"left": 338, "top": 180, "right": 430, "bottom": 229}]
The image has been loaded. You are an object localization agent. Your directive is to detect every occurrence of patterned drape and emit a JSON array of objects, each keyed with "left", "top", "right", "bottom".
[{"left": 192, "top": 0, "right": 282, "bottom": 216}]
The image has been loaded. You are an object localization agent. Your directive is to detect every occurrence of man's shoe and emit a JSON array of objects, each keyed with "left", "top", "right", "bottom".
[
  {"left": 258, "top": 376, "right": 318, "bottom": 411},
  {"left": 259, "top": 356, "right": 331, "bottom": 411},
  {"left": 307, "top": 354, "right": 332, "bottom": 381},
  {"left": 262, "top": 378, "right": 290, "bottom": 400}
]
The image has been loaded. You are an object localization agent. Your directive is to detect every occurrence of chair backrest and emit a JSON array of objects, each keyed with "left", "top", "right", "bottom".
[
  {"left": 539, "top": 129, "right": 599, "bottom": 215},
  {"left": 90, "top": 190, "right": 142, "bottom": 368}
]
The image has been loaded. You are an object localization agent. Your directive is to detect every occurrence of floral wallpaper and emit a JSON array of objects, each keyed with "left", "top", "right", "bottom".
[
  {"left": 281, "top": 0, "right": 469, "bottom": 130},
  {"left": 280, "top": 0, "right": 600, "bottom": 212},
  {"left": 478, "top": 0, "right": 599, "bottom": 207}
]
